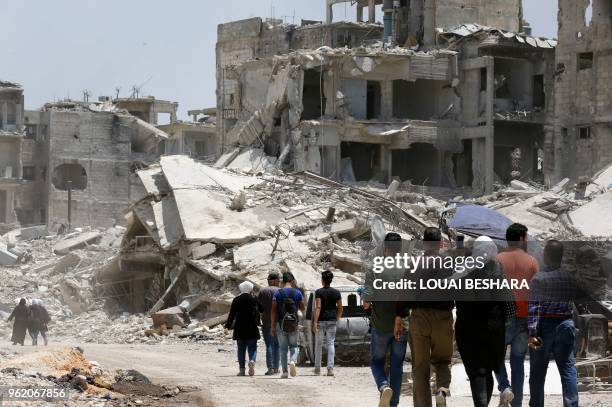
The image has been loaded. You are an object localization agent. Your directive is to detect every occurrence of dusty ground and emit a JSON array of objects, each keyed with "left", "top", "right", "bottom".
[{"left": 2, "top": 340, "right": 610, "bottom": 406}]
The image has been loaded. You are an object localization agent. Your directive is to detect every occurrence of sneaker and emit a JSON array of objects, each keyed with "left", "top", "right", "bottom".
[
  {"left": 273, "top": 368, "right": 279, "bottom": 374},
  {"left": 327, "top": 368, "right": 334, "bottom": 377},
  {"left": 264, "top": 369, "right": 275, "bottom": 376},
  {"left": 248, "top": 361, "right": 255, "bottom": 377},
  {"left": 378, "top": 385, "right": 392, "bottom": 407},
  {"left": 435, "top": 388, "right": 449, "bottom": 407},
  {"left": 237, "top": 369, "right": 246, "bottom": 376},
  {"left": 314, "top": 368, "right": 321, "bottom": 375},
  {"left": 280, "top": 371, "right": 289, "bottom": 379},
  {"left": 498, "top": 388, "right": 514, "bottom": 407},
  {"left": 289, "top": 361, "right": 297, "bottom": 377}
]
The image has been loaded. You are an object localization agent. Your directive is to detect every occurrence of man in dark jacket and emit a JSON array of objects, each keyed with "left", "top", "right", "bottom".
[
  {"left": 225, "top": 281, "right": 261, "bottom": 376},
  {"left": 8, "top": 298, "right": 29, "bottom": 346}
]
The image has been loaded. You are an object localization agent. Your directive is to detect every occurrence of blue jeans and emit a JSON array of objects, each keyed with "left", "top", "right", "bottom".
[
  {"left": 370, "top": 328, "right": 408, "bottom": 407},
  {"left": 495, "top": 317, "right": 528, "bottom": 407},
  {"left": 276, "top": 323, "right": 298, "bottom": 373},
  {"left": 529, "top": 318, "right": 578, "bottom": 407},
  {"left": 314, "top": 320, "right": 337, "bottom": 369},
  {"left": 237, "top": 339, "right": 257, "bottom": 370},
  {"left": 262, "top": 324, "right": 279, "bottom": 370}
]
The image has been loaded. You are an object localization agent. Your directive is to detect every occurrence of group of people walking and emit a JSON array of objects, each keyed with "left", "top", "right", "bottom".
[
  {"left": 7, "top": 298, "right": 51, "bottom": 346},
  {"left": 223, "top": 222, "right": 579, "bottom": 407}
]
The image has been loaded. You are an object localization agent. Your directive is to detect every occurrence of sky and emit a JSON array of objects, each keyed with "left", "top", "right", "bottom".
[{"left": 1, "top": 0, "right": 557, "bottom": 120}]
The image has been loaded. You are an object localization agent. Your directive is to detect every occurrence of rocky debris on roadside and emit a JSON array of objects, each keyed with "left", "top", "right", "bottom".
[{"left": 0, "top": 347, "right": 201, "bottom": 405}]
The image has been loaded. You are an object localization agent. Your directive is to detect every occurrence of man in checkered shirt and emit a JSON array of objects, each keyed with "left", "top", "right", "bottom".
[{"left": 527, "top": 240, "right": 578, "bottom": 407}]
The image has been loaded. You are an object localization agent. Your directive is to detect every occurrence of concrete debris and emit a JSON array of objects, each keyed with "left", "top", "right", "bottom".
[{"left": 54, "top": 232, "right": 103, "bottom": 255}]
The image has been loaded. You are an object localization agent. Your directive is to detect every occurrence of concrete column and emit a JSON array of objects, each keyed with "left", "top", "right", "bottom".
[
  {"left": 368, "top": 0, "right": 376, "bottom": 22},
  {"left": 484, "top": 57, "right": 495, "bottom": 194},
  {"left": 380, "top": 145, "right": 391, "bottom": 184},
  {"left": 380, "top": 80, "right": 393, "bottom": 120},
  {"left": 357, "top": 5, "right": 364, "bottom": 22},
  {"left": 326, "top": 0, "right": 333, "bottom": 24}
]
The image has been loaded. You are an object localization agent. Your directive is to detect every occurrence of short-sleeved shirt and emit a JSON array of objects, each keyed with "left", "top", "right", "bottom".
[
  {"left": 272, "top": 287, "right": 303, "bottom": 323},
  {"left": 315, "top": 287, "right": 341, "bottom": 321},
  {"left": 257, "top": 286, "right": 279, "bottom": 327},
  {"left": 497, "top": 248, "right": 539, "bottom": 318}
]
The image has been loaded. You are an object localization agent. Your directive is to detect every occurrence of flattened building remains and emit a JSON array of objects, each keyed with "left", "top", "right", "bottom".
[{"left": 215, "top": 0, "right": 557, "bottom": 195}]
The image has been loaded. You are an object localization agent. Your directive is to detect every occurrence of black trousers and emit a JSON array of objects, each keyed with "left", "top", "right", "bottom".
[{"left": 465, "top": 366, "right": 494, "bottom": 407}]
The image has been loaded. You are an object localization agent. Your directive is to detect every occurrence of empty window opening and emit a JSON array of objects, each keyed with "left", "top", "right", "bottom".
[
  {"left": 6, "top": 103, "right": 16, "bottom": 125},
  {"left": 480, "top": 68, "right": 487, "bottom": 91},
  {"left": 157, "top": 112, "right": 172, "bottom": 125},
  {"left": 23, "top": 166, "right": 35, "bottom": 181},
  {"left": 367, "top": 81, "right": 381, "bottom": 120},
  {"left": 586, "top": 0, "right": 593, "bottom": 26},
  {"left": 393, "top": 80, "right": 444, "bottom": 120},
  {"left": 301, "top": 69, "right": 326, "bottom": 120},
  {"left": 494, "top": 59, "right": 532, "bottom": 109},
  {"left": 453, "top": 140, "right": 473, "bottom": 187},
  {"left": 578, "top": 52, "right": 594, "bottom": 70},
  {"left": 25, "top": 124, "right": 37, "bottom": 140},
  {"left": 578, "top": 126, "right": 591, "bottom": 139},
  {"left": 392, "top": 143, "right": 438, "bottom": 185},
  {"left": 336, "top": 31, "right": 353, "bottom": 48},
  {"left": 52, "top": 164, "right": 87, "bottom": 191},
  {"left": 340, "top": 142, "right": 380, "bottom": 181},
  {"left": 533, "top": 75, "right": 545, "bottom": 109}
]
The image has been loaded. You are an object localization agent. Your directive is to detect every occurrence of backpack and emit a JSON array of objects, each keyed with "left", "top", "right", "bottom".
[{"left": 278, "top": 288, "right": 298, "bottom": 333}]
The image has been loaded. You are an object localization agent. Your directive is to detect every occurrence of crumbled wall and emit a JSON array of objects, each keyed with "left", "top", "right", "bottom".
[
  {"left": 551, "top": 0, "right": 612, "bottom": 182},
  {"left": 46, "top": 110, "right": 142, "bottom": 228}
]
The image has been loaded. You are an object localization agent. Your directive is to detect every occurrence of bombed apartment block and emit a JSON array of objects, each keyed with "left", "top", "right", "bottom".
[
  {"left": 215, "top": 0, "right": 555, "bottom": 195},
  {"left": 24, "top": 100, "right": 169, "bottom": 229},
  {"left": 0, "top": 81, "right": 25, "bottom": 232},
  {"left": 157, "top": 108, "right": 217, "bottom": 159},
  {"left": 550, "top": 0, "right": 612, "bottom": 183},
  {"left": 114, "top": 96, "right": 178, "bottom": 125}
]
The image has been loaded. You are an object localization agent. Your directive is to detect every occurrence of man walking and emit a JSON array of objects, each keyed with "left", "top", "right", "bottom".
[
  {"left": 495, "top": 223, "right": 539, "bottom": 407},
  {"left": 364, "top": 232, "right": 408, "bottom": 407},
  {"left": 258, "top": 272, "right": 280, "bottom": 375},
  {"left": 312, "top": 270, "right": 343, "bottom": 376},
  {"left": 528, "top": 240, "right": 578, "bottom": 407},
  {"left": 271, "top": 272, "right": 305, "bottom": 379},
  {"left": 404, "top": 227, "right": 454, "bottom": 407}
]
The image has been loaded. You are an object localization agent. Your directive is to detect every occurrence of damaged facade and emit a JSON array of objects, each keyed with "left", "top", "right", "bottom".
[
  {"left": 549, "top": 0, "right": 612, "bottom": 183},
  {"left": 0, "top": 81, "right": 25, "bottom": 232},
  {"left": 19, "top": 100, "right": 169, "bottom": 229},
  {"left": 215, "top": 0, "right": 555, "bottom": 194}
]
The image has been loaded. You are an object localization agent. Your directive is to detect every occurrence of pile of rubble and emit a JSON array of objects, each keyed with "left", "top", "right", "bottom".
[
  {"left": 0, "top": 347, "right": 200, "bottom": 405},
  {"left": 455, "top": 164, "right": 612, "bottom": 240},
  {"left": 100, "top": 153, "right": 425, "bottom": 335}
]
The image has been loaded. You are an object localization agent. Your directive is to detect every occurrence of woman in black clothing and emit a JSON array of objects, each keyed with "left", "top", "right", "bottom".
[
  {"left": 7, "top": 298, "right": 29, "bottom": 346},
  {"left": 455, "top": 236, "right": 515, "bottom": 407},
  {"left": 225, "top": 281, "right": 261, "bottom": 376}
]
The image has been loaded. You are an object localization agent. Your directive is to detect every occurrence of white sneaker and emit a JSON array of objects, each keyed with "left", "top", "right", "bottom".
[
  {"left": 314, "top": 367, "right": 321, "bottom": 375},
  {"left": 499, "top": 388, "right": 514, "bottom": 407},
  {"left": 435, "top": 388, "right": 449, "bottom": 407},
  {"left": 289, "top": 361, "right": 297, "bottom": 377},
  {"left": 378, "top": 385, "right": 392, "bottom": 407},
  {"left": 280, "top": 371, "right": 289, "bottom": 379}
]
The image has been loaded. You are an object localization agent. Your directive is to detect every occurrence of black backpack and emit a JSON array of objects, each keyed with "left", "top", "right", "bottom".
[{"left": 278, "top": 288, "right": 298, "bottom": 333}]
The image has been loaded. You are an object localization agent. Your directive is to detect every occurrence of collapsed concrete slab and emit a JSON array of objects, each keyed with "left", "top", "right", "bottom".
[{"left": 54, "top": 232, "right": 102, "bottom": 255}]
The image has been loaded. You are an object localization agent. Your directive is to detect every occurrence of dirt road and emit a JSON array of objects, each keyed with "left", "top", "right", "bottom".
[{"left": 2, "top": 341, "right": 610, "bottom": 406}]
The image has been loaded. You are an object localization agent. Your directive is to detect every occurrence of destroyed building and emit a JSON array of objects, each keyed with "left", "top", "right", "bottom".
[
  {"left": 113, "top": 96, "right": 178, "bottom": 125},
  {"left": 157, "top": 108, "right": 217, "bottom": 159},
  {"left": 549, "top": 0, "right": 612, "bottom": 183},
  {"left": 20, "top": 101, "right": 169, "bottom": 229},
  {"left": 215, "top": 0, "right": 555, "bottom": 195},
  {"left": 0, "top": 81, "right": 25, "bottom": 232}
]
